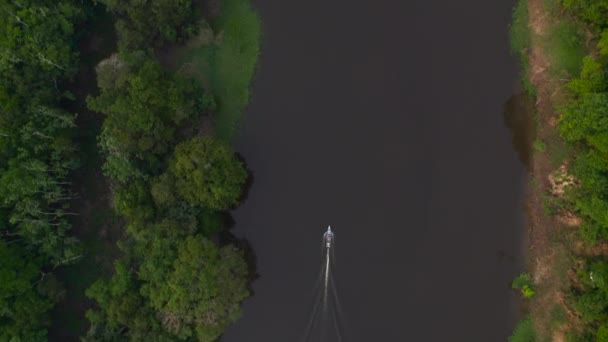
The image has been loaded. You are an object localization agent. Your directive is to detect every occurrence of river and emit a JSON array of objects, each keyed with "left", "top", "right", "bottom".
[{"left": 223, "top": 0, "right": 526, "bottom": 340}]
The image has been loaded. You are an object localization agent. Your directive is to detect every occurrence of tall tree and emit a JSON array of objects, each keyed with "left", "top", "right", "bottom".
[
  {"left": 169, "top": 137, "right": 247, "bottom": 210},
  {"left": 140, "top": 235, "right": 248, "bottom": 341}
]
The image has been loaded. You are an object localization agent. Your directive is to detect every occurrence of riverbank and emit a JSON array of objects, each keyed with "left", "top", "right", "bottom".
[
  {"left": 512, "top": 0, "right": 605, "bottom": 340},
  {"left": 521, "top": 0, "right": 575, "bottom": 338}
]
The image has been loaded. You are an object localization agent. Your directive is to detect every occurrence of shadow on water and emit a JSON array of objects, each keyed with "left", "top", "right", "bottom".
[
  {"left": 503, "top": 93, "right": 537, "bottom": 170},
  {"left": 220, "top": 213, "right": 259, "bottom": 296},
  {"left": 235, "top": 153, "right": 255, "bottom": 205},
  {"left": 221, "top": 153, "right": 258, "bottom": 295}
]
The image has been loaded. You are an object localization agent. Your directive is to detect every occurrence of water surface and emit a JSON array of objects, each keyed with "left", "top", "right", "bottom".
[{"left": 224, "top": 0, "right": 526, "bottom": 340}]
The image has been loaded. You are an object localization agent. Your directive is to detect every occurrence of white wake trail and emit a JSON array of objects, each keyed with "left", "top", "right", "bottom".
[{"left": 323, "top": 247, "right": 330, "bottom": 311}]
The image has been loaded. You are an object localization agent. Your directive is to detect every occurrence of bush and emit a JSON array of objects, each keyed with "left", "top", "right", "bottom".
[
  {"left": 513, "top": 273, "right": 536, "bottom": 298},
  {"left": 510, "top": 318, "right": 536, "bottom": 342}
]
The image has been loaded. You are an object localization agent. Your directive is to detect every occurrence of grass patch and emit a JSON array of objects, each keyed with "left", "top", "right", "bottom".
[
  {"left": 210, "top": 0, "right": 261, "bottom": 140},
  {"left": 545, "top": 21, "right": 585, "bottom": 76},
  {"left": 510, "top": 0, "right": 531, "bottom": 54},
  {"left": 534, "top": 139, "right": 547, "bottom": 153},
  {"left": 510, "top": 317, "right": 537, "bottom": 342},
  {"left": 168, "top": 0, "right": 261, "bottom": 141},
  {"left": 510, "top": 0, "right": 537, "bottom": 97}
]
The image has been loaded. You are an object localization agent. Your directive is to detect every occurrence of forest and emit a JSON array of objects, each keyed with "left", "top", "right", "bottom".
[{"left": 0, "top": 0, "right": 259, "bottom": 340}]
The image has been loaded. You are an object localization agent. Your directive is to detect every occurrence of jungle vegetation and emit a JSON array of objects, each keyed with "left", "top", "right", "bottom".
[{"left": 0, "top": 0, "right": 259, "bottom": 340}]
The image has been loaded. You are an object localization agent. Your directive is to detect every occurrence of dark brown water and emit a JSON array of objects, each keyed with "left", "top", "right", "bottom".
[{"left": 223, "top": 0, "right": 526, "bottom": 340}]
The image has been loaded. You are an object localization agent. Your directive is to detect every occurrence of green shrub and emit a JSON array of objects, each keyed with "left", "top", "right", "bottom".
[
  {"left": 513, "top": 273, "right": 536, "bottom": 298},
  {"left": 510, "top": 317, "right": 536, "bottom": 342},
  {"left": 534, "top": 140, "right": 547, "bottom": 152}
]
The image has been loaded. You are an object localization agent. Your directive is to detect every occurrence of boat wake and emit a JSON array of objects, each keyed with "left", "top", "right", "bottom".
[{"left": 301, "top": 226, "right": 346, "bottom": 342}]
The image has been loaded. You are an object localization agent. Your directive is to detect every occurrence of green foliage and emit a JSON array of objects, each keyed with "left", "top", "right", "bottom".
[
  {"left": 573, "top": 289, "right": 608, "bottom": 322},
  {"left": 562, "top": 0, "right": 608, "bottom": 27},
  {"left": 569, "top": 261, "right": 608, "bottom": 325},
  {"left": 597, "top": 325, "right": 608, "bottom": 342},
  {"left": 557, "top": 1, "right": 608, "bottom": 337},
  {"left": 0, "top": 0, "right": 83, "bottom": 96},
  {"left": 86, "top": 235, "right": 248, "bottom": 341},
  {"left": 565, "top": 329, "right": 594, "bottom": 342},
  {"left": 83, "top": 0, "right": 259, "bottom": 340},
  {"left": 567, "top": 56, "right": 607, "bottom": 95},
  {"left": 598, "top": 30, "right": 608, "bottom": 56},
  {"left": 0, "top": 0, "right": 85, "bottom": 338},
  {"left": 510, "top": 317, "right": 536, "bottom": 342},
  {"left": 88, "top": 55, "right": 208, "bottom": 183},
  {"left": 560, "top": 93, "right": 608, "bottom": 147},
  {"left": 513, "top": 273, "right": 536, "bottom": 298},
  {"left": 170, "top": 137, "right": 247, "bottom": 210},
  {"left": 141, "top": 235, "right": 248, "bottom": 340},
  {"left": 100, "top": 0, "right": 200, "bottom": 50},
  {"left": 0, "top": 241, "right": 57, "bottom": 341},
  {"left": 0, "top": 0, "right": 83, "bottom": 263},
  {"left": 85, "top": 261, "right": 169, "bottom": 340},
  {"left": 534, "top": 139, "right": 547, "bottom": 152}
]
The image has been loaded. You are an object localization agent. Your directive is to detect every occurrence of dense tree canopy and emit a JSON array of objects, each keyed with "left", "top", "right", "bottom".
[
  {"left": 170, "top": 137, "right": 247, "bottom": 210},
  {"left": 88, "top": 55, "right": 209, "bottom": 183},
  {"left": 85, "top": 17, "right": 251, "bottom": 341},
  {"left": 0, "top": 241, "right": 56, "bottom": 341},
  {"left": 142, "top": 235, "right": 248, "bottom": 340},
  {"left": 0, "top": 0, "right": 82, "bottom": 96},
  {"left": 0, "top": 0, "right": 86, "bottom": 339},
  {"left": 0, "top": 0, "right": 255, "bottom": 339},
  {"left": 99, "top": 0, "right": 200, "bottom": 50},
  {"left": 86, "top": 234, "right": 248, "bottom": 341}
]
